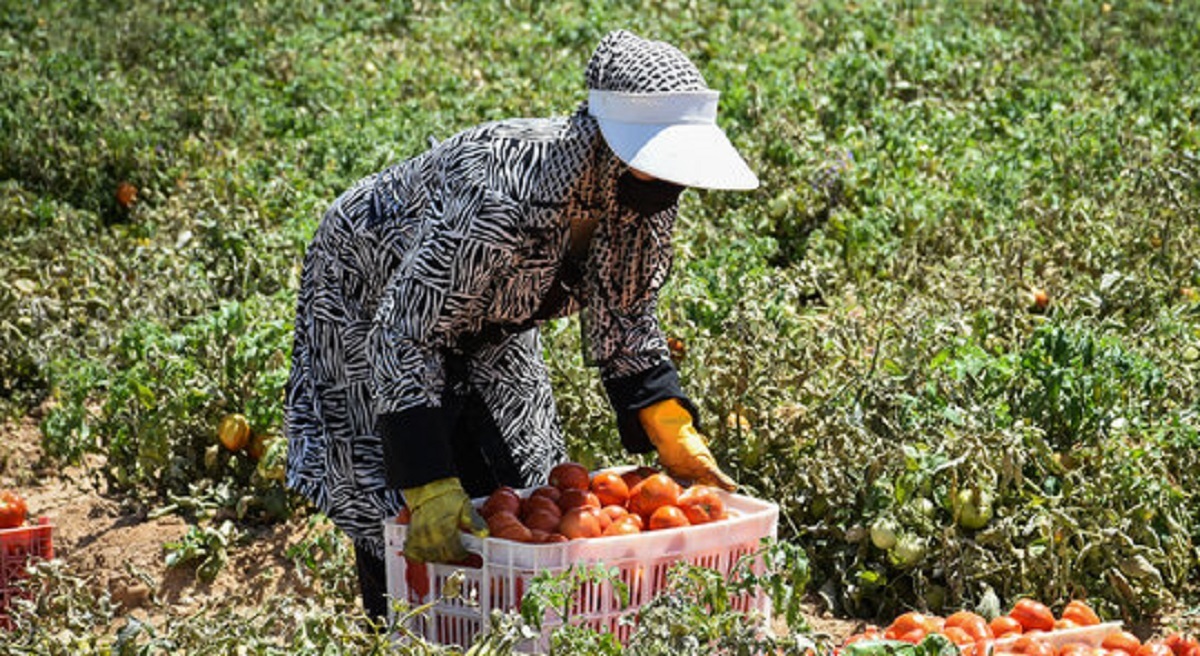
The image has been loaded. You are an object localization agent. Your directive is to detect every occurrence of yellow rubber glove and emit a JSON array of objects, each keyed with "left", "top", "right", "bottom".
[
  {"left": 638, "top": 399, "right": 737, "bottom": 491},
  {"left": 402, "top": 477, "right": 489, "bottom": 563}
]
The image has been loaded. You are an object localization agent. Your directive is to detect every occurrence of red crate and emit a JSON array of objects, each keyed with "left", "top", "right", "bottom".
[
  {"left": 0, "top": 517, "right": 54, "bottom": 630},
  {"left": 385, "top": 479, "right": 777, "bottom": 652}
]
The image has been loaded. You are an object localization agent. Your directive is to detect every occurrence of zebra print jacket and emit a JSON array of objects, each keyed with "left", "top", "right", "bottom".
[{"left": 284, "top": 108, "right": 698, "bottom": 552}]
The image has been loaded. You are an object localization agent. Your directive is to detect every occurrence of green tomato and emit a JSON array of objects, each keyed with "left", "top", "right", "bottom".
[
  {"left": 256, "top": 437, "right": 287, "bottom": 482},
  {"left": 888, "top": 534, "right": 927, "bottom": 568},
  {"left": 808, "top": 493, "right": 830, "bottom": 520},
  {"left": 870, "top": 517, "right": 899, "bottom": 550},
  {"left": 923, "top": 583, "right": 948, "bottom": 613},
  {"left": 911, "top": 497, "right": 936, "bottom": 519},
  {"left": 767, "top": 192, "right": 793, "bottom": 219},
  {"left": 954, "top": 487, "right": 994, "bottom": 530}
]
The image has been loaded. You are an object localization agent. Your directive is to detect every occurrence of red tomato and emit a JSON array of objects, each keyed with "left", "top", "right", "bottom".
[
  {"left": 1061, "top": 600, "right": 1101, "bottom": 627},
  {"left": 521, "top": 495, "right": 561, "bottom": 521},
  {"left": 559, "top": 507, "right": 603, "bottom": 539},
  {"left": 601, "top": 516, "right": 642, "bottom": 537},
  {"left": 1163, "top": 635, "right": 1200, "bottom": 656},
  {"left": 627, "top": 474, "right": 682, "bottom": 520},
  {"left": 887, "top": 612, "right": 941, "bottom": 640},
  {"left": 557, "top": 489, "right": 601, "bottom": 512},
  {"left": 1102, "top": 632, "right": 1143, "bottom": 654},
  {"left": 1012, "top": 635, "right": 1055, "bottom": 656},
  {"left": 943, "top": 627, "right": 976, "bottom": 647},
  {"left": 1164, "top": 636, "right": 1187, "bottom": 656},
  {"left": 589, "top": 471, "right": 630, "bottom": 507},
  {"left": 1174, "top": 637, "right": 1200, "bottom": 656},
  {"left": 1136, "top": 644, "right": 1176, "bottom": 656},
  {"left": 991, "top": 616, "right": 1024, "bottom": 638},
  {"left": 599, "top": 505, "right": 629, "bottom": 522},
  {"left": 480, "top": 487, "right": 521, "bottom": 518},
  {"left": 0, "top": 489, "right": 28, "bottom": 529},
  {"left": 524, "top": 509, "right": 561, "bottom": 533},
  {"left": 677, "top": 485, "right": 726, "bottom": 525},
  {"left": 529, "top": 486, "right": 562, "bottom": 503},
  {"left": 946, "top": 611, "right": 994, "bottom": 643},
  {"left": 647, "top": 505, "right": 690, "bottom": 530},
  {"left": 115, "top": 181, "right": 138, "bottom": 208},
  {"left": 1010, "top": 599, "right": 1056, "bottom": 633},
  {"left": 486, "top": 511, "right": 533, "bottom": 543},
  {"left": 548, "top": 462, "right": 590, "bottom": 491}
]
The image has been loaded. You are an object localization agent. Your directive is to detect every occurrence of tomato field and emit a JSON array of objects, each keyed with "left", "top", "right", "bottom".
[{"left": 1, "top": 1, "right": 1198, "bottom": 654}]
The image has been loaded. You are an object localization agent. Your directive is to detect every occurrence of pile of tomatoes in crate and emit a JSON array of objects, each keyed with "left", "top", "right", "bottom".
[
  {"left": 842, "top": 598, "right": 1199, "bottom": 656},
  {"left": 479, "top": 462, "right": 728, "bottom": 543}
]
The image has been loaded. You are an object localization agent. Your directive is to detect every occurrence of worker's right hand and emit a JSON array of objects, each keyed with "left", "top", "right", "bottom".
[{"left": 402, "top": 477, "right": 488, "bottom": 563}]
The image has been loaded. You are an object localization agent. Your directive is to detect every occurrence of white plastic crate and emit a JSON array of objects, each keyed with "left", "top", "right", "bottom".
[{"left": 384, "top": 488, "right": 779, "bottom": 652}]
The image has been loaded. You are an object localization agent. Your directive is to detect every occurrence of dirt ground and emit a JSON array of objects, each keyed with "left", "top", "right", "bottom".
[
  {"left": 0, "top": 409, "right": 341, "bottom": 625},
  {"left": 0, "top": 408, "right": 864, "bottom": 643}
]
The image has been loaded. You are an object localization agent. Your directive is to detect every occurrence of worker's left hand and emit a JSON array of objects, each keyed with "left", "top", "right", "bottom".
[{"left": 638, "top": 398, "right": 737, "bottom": 491}]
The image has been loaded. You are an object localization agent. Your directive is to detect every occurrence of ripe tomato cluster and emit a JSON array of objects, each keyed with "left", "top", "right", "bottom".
[
  {"left": 842, "top": 599, "right": 1199, "bottom": 656},
  {"left": 480, "top": 462, "right": 728, "bottom": 543}
]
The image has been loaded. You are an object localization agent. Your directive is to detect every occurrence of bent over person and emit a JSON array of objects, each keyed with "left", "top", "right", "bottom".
[{"left": 284, "top": 29, "right": 759, "bottom": 618}]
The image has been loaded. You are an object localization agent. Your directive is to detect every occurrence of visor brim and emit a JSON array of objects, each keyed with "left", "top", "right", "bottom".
[{"left": 596, "top": 118, "right": 759, "bottom": 191}]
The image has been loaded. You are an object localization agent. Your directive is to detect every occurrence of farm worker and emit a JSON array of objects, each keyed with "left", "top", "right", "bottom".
[{"left": 284, "top": 29, "right": 757, "bottom": 619}]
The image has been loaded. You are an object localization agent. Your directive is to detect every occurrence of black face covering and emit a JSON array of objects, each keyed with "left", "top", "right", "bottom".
[{"left": 616, "top": 170, "right": 685, "bottom": 216}]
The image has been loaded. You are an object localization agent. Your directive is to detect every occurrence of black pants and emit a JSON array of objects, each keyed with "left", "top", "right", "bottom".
[
  {"left": 355, "top": 542, "right": 390, "bottom": 621},
  {"left": 356, "top": 387, "right": 527, "bottom": 619}
]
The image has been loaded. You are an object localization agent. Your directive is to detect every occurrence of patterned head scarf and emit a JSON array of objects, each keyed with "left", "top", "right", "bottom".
[{"left": 585, "top": 30, "right": 709, "bottom": 94}]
